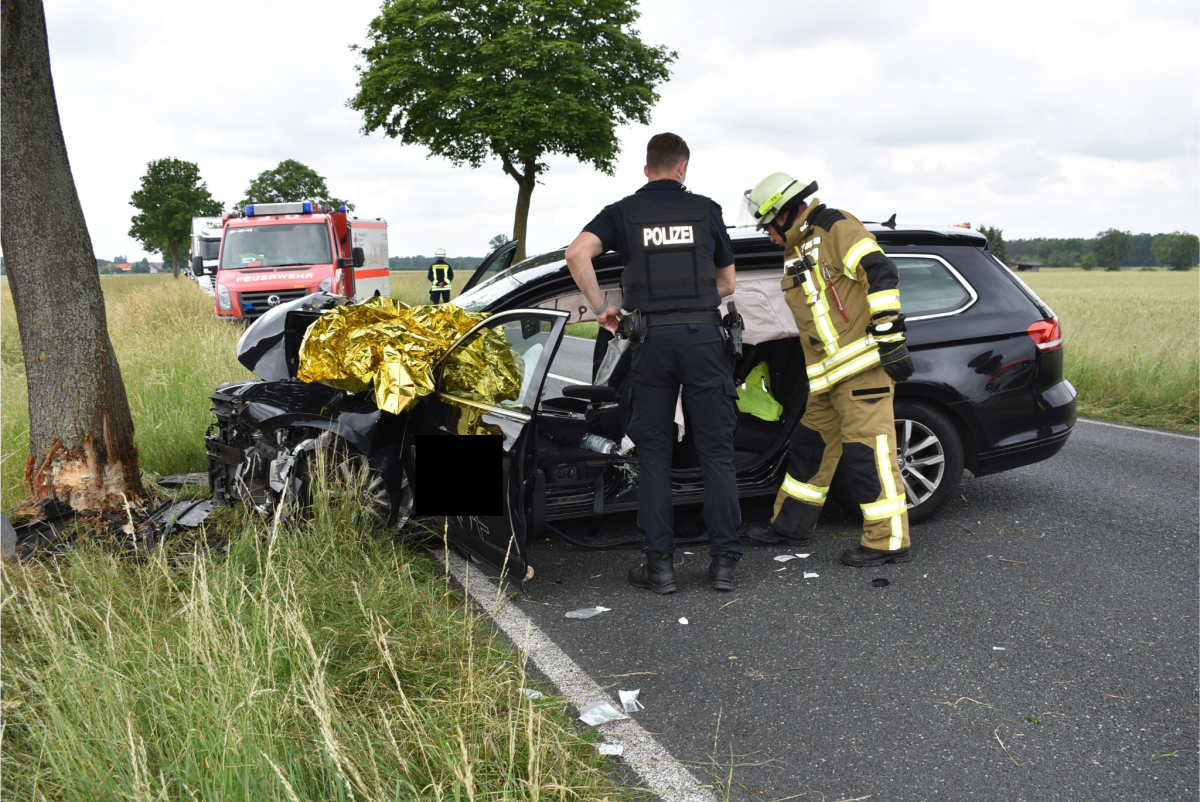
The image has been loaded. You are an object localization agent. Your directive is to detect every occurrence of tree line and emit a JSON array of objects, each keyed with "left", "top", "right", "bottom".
[
  {"left": 1004, "top": 229, "right": 1197, "bottom": 270},
  {"left": 388, "top": 255, "right": 485, "bottom": 271}
]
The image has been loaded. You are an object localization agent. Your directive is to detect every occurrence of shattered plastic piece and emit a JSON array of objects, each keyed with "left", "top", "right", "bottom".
[
  {"left": 579, "top": 703, "right": 628, "bottom": 726},
  {"left": 146, "top": 499, "right": 216, "bottom": 537},
  {"left": 871, "top": 578, "right": 890, "bottom": 588},
  {"left": 795, "top": 553, "right": 811, "bottom": 559},
  {"left": 774, "top": 554, "right": 797, "bottom": 562},
  {"left": 520, "top": 688, "right": 544, "bottom": 700},
  {"left": 683, "top": 551, "right": 694, "bottom": 555},
  {"left": 773, "top": 567, "right": 787, "bottom": 572},
  {"left": 565, "top": 606, "right": 611, "bottom": 619},
  {"left": 993, "top": 647, "right": 1006, "bottom": 651},
  {"left": 156, "top": 472, "right": 209, "bottom": 489},
  {"left": 678, "top": 617, "right": 689, "bottom": 625},
  {"left": 619, "top": 689, "right": 644, "bottom": 713},
  {"left": 597, "top": 743, "right": 624, "bottom": 756},
  {"left": 803, "top": 572, "right": 819, "bottom": 579}
]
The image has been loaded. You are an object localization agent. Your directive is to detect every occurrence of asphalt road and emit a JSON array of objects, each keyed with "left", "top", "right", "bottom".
[{"left": 513, "top": 336, "right": 1199, "bottom": 801}]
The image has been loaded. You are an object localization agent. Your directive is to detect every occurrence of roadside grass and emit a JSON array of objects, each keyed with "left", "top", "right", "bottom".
[
  {"left": 1, "top": 275, "right": 253, "bottom": 508},
  {"left": 1021, "top": 268, "right": 1198, "bottom": 432},
  {"left": 1, "top": 475, "right": 625, "bottom": 801}
]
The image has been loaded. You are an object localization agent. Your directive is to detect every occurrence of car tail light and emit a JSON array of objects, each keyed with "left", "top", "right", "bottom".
[{"left": 1027, "top": 317, "right": 1062, "bottom": 352}]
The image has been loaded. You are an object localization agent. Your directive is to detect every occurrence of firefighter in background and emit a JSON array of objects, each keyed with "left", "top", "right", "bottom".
[
  {"left": 428, "top": 248, "right": 453, "bottom": 303},
  {"left": 740, "top": 173, "right": 916, "bottom": 566}
]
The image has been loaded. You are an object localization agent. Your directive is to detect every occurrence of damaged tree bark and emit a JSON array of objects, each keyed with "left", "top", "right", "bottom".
[{"left": 2, "top": 0, "right": 143, "bottom": 511}]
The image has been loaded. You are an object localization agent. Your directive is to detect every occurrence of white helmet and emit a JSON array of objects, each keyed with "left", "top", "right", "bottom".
[{"left": 435, "top": 248, "right": 447, "bottom": 258}]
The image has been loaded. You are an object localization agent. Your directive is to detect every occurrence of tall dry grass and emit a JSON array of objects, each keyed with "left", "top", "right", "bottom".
[
  {"left": 1021, "top": 269, "right": 1198, "bottom": 431},
  {"left": 1, "top": 470, "right": 622, "bottom": 801}
]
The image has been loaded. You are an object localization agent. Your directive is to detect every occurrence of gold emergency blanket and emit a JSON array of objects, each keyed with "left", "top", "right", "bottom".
[{"left": 296, "top": 297, "right": 523, "bottom": 415}]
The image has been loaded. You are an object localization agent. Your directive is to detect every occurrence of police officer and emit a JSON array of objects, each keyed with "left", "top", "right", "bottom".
[
  {"left": 428, "top": 248, "right": 453, "bottom": 303},
  {"left": 565, "top": 133, "right": 742, "bottom": 593},
  {"left": 740, "top": 173, "right": 916, "bottom": 566}
]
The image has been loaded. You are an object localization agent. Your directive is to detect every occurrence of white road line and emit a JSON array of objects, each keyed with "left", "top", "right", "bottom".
[
  {"left": 548, "top": 372, "right": 589, "bottom": 386},
  {"left": 1078, "top": 418, "right": 1199, "bottom": 441},
  {"left": 438, "top": 550, "right": 716, "bottom": 802}
]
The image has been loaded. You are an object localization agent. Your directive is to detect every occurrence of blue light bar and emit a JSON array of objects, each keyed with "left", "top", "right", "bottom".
[
  {"left": 246, "top": 204, "right": 255, "bottom": 217},
  {"left": 339, "top": 205, "right": 347, "bottom": 213},
  {"left": 303, "top": 202, "right": 313, "bottom": 213}
]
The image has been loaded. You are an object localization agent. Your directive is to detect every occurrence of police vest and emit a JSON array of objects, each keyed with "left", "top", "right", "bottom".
[{"left": 615, "top": 193, "right": 720, "bottom": 313}]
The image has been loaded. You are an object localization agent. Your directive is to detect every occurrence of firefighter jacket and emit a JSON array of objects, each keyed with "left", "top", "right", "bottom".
[
  {"left": 428, "top": 260, "right": 453, "bottom": 290},
  {"left": 781, "top": 199, "right": 904, "bottom": 394}
]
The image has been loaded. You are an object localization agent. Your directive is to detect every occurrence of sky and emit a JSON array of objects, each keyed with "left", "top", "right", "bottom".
[{"left": 29, "top": 0, "right": 1200, "bottom": 261}]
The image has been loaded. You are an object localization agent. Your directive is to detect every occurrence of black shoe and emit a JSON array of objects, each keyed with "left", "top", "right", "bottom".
[
  {"left": 709, "top": 555, "right": 737, "bottom": 591},
  {"left": 840, "top": 545, "right": 911, "bottom": 567},
  {"left": 628, "top": 557, "right": 678, "bottom": 594},
  {"left": 740, "top": 523, "right": 811, "bottom": 548}
]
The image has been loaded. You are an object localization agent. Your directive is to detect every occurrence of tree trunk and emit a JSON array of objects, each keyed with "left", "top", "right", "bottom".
[
  {"left": 2, "top": 0, "right": 143, "bottom": 511},
  {"left": 170, "top": 242, "right": 180, "bottom": 279},
  {"left": 502, "top": 155, "right": 537, "bottom": 263}
]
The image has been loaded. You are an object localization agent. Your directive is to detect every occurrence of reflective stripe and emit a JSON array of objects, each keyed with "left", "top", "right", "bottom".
[
  {"left": 873, "top": 331, "right": 905, "bottom": 343},
  {"left": 861, "top": 494, "right": 907, "bottom": 521},
  {"left": 808, "top": 349, "right": 882, "bottom": 393},
  {"left": 867, "top": 289, "right": 901, "bottom": 313},
  {"left": 809, "top": 269, "right": 841, "bottom": 354},
  {"left": 844, "top": 238, "right": 883, "bottom": 279},
  {"left": 782, "top": 474, "right": 829, "bottom": 502},
  {"left": 807, "top": 334, "right": 876, "bottom": 378},
  {"left": 874, "top": 433, "right": 905, "bottom": 549}
]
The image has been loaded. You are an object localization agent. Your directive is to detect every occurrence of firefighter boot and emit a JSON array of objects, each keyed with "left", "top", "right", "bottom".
[
  {"left": 628, "top": 557, "right": 678, "bottom": 594},
  {"left": 740, "top": 522, "right": 811, "bottom": 548},
  {"left": 709, "top": 554, "right": 737, "bottom": 591},
  {"left": 840, "top": 544, "right": 912, "bottom": 566}
]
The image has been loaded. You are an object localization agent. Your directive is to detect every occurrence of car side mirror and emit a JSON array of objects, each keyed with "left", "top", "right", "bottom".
[
  {"left": 352, "top": 246, "right": 365, "bottom": 268},
  {"left": 192, "top": 255, "right": 208, "bottom": 275}
]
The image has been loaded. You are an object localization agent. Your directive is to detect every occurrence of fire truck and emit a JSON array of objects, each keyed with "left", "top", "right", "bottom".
[{"left": 197, "top": 201, "right": 390, "bottom": 322}]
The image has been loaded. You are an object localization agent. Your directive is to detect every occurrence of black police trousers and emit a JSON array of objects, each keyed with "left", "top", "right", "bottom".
[
  {"left": 627, "top": 323, "right": 742, "bottom": 560},
  {"left": 429, "top": 290, "right": 450, "bottom": 304}
]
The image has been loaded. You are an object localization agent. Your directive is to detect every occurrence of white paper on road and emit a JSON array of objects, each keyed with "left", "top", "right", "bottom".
[
  {"left": 620, "top": 689, "right": 644, "bottom": 713},
  {"left": 521, "top": 688, "right": 544, "bottom": 700},
  {"left": 597, "top": 743, "right": 625, "bottom": 756},
  {"left": 678, "top": 617, "right": 689, "bottom": 625},
  {"left": 774, "top": 554, "right": 797, "bottom": 562},
  {"left": 579, "top": 702, "right": 629, "bottom": 726},
  {"left": 803, "top": 572, "right": 819, "bottom": 579},
  {"left": 565, "top": 606, "right": 611, "bottom": 619},
  {"left": 795, "top": 553, "right": 811, "bottom": 558}
]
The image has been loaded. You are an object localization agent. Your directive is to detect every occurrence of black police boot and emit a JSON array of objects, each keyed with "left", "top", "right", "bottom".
[
  {"left": 709, "top": 554, "right": 737, "bottom": 592},
  {"left": 628, "top": 557, "right": 678, "bottom": 594},
  {"left": 740, "top": 522, "right": 811, "bottom": 548},
  {"left": 840, "top": 545, "right": 912, "bottom": 567}
]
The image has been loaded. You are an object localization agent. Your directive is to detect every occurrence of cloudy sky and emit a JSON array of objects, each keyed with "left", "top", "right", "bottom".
[{"left": 35, "top": 0, "right": 1200, "bottom": 261}]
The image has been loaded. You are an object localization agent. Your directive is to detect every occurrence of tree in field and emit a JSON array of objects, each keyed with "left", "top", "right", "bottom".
[
  {"left": 129, "top": 158, "right": 222, "bottom": 279},
  {"left": 488, "top": 233, "right": 510, "bottom": 251},
  {"left": 2, "top": 0, "right": 142, "bottom": 510},
  {"left": 977, "top": 224, "right": 1008, "bottom": 263},
  {"left": 350, "top": 0, "right": 676, "bottom": 262},
  {"left": 239, "top": 159, "right": 353, "bottom": 210},
  {"left": 1080, "top": 252, "right": 1097, "bottom": 271},
  {"left": 1151, "top": 232, "right": 1199, "bottom": 271},
  {"left": 1094, "top": 228, "right": 1131, "bottom": 271}
]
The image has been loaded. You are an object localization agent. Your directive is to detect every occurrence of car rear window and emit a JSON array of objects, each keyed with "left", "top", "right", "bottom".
[{"left": 896, "top": 256, "right": 973, "bottom": 317}]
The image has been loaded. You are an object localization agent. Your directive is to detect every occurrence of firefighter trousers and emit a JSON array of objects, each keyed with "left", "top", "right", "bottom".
[
  {"left": 771, "top": 363, "right": 910, "bottom": 552},
  {"left": 429, "top": 290, "right": 450, "bottom": 304}
]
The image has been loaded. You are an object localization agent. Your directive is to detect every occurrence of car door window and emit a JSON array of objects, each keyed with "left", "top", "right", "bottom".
[
  {"left": 439, "top": 312, "right": 559, "bottom": 414},
  {"left": 895, "top": 256, "right": 975, "bottom": 318},
  {"left": 462, "top": 240, "right": 519, "bottom": 293}
]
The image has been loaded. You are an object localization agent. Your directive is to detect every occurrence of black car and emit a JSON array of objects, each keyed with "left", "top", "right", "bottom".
[{"left": 207, "top": 223, "right": 1076, "bottom": 583}]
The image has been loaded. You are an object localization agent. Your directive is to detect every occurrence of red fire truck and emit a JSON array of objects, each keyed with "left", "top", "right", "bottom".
[{"left": 198, "top": 201, "right": 390, "bottom": 322}]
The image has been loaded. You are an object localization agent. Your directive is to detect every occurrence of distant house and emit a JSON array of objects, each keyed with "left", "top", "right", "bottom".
[
  {"left": 112, "top": 263, "right": 133, "bottom": 272},
  {"left": 149, "top": 262, "right": 164, "bottom": 273},
  {"left": 1009, "top": 260, "right": 1042, "bottom": 272}
]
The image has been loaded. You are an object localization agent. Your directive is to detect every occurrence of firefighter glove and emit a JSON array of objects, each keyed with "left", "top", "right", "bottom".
[{"left": 879, "top": 341, "right": 914, "bottom": 383}]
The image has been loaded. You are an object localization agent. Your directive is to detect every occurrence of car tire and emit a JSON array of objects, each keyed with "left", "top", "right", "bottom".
[
  {"left": 307, "top": 434, "right": 414, "bottom": 532},
  {"left": 830, "top": 400, "right": 964, "bottom": 525}
]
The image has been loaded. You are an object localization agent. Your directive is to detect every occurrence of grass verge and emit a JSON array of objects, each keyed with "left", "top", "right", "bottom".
[{"left": 1, "top": 479, "right": 627, "bottom": 800}]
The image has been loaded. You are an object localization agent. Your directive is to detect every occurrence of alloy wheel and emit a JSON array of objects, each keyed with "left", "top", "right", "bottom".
[{"left": 894, "top": 418, "right": 946, "bottom": 509}]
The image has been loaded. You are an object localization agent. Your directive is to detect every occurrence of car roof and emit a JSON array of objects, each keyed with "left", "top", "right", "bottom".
[{"left": 727, "top": 223, "right": 988, "bottom": 248}]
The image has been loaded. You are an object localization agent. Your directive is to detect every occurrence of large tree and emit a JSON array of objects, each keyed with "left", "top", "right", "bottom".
[
  {"left": 2, "top": 0, "right": 142, "bottom": 511},
  {"left": 1151, "top": 232, "right": 1199, "bottom": 271},
  {"left": 1094, "top": 228, "right": 1131, "bottom": 271},
  {"left": 977, "top": 224, "right": 1008, "bottom": 264},
  {"left": 129, "top": 158, "right": 222, "bottom": 278},
  {"left": 239, "top": 159, "right": 353, "bottom": 210},
  {"left": 350, "top": 0, "right": 675, "bottom": 262}
]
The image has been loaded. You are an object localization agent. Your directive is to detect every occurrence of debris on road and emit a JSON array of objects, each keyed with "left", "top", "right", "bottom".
[
  {"left": 678, "top": 617, "right": 689, "bottom": 625},
  {"left": 803, "top": 572, "right": 819, "bottom": 579},
  {"left": 993, "top": 646, "right": 1007, "bottom": 651},
  {"left": 597, "top": 743, "right": 624, "bottom": 756},
  {"left": 774, "top": 567, "right": 787, "bottom": 572},
  {"left": 565, "top": 606, "right": 611, "bottom": 619},
  {"left": 579, "top": 702, "right": 628, "bottom": 726},
  {"left": 619, "top": 689, "right": 644, "bottom": 713},
  {"left": 774, "top": 554, "right": 796, "bottom": 562},
  {"left": 871, "top": 578, "right": 890, "bottom": 587}
]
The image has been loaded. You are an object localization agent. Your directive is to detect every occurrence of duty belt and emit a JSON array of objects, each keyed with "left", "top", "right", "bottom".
[{"left": 644, "top": 310, "right": 722, "bottom": 327}]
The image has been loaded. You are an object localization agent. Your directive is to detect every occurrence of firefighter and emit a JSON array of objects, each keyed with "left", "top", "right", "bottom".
[
  {"left": 740, "top": 173, "right": 916, "bottom": 566},
  {"left": 428, "top": 248, "right": 453, "bottom": 303},
  {"left": 565, "top": 133, "right": 742, "bottom": 592}
]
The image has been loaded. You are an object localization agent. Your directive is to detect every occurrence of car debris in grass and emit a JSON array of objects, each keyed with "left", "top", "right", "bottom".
[
  {"left": 578, "top": 702, "right": 628, "bottom": 726},
  {"left": 597, "top": 743, "right": 624, "bottom": 756},
  {"left": 565, "top": 606, "right": 611, "bottom": 619},
  {"left": 521, "top": 688, "right": 544, "bottom": 700}
]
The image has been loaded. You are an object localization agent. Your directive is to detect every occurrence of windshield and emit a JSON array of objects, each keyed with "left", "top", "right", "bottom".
[
  {"left": 198, "top": 238, "right": 221, "bottom": 260},
  {"left": 220, "top": 223, "right": 332, "bottom": 270}
]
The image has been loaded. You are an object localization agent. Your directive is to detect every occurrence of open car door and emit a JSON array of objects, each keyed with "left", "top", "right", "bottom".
[
  {"left": 404, "top": 308, "right": 568, "bottom": 584},
  {"left": 461, "top": 239, "right": 519, "bottom": 294}
]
